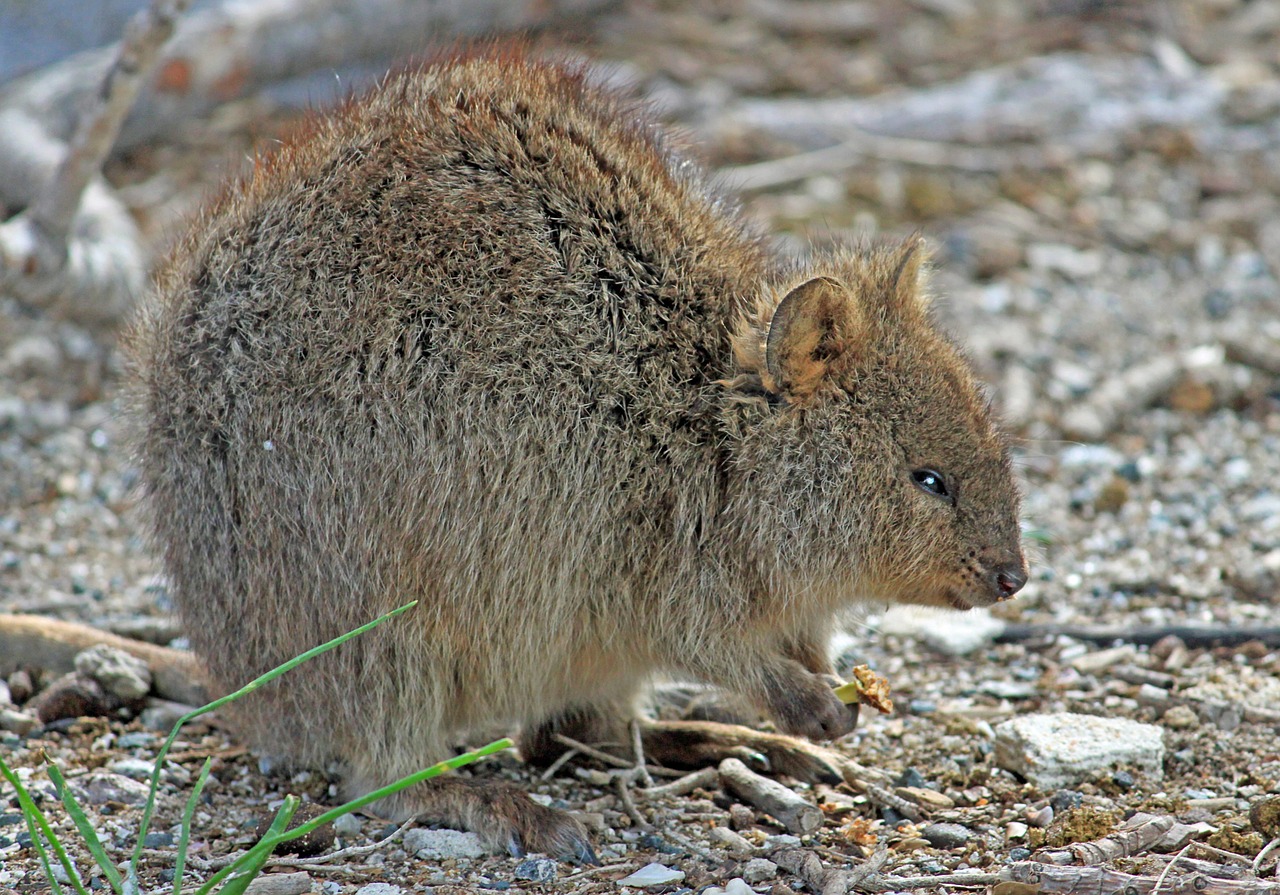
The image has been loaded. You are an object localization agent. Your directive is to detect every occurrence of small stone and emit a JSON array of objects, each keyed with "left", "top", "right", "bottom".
[
  {"left": 403, "top": 828, "right": 487, "bottom": 860},
  {"left": 920, "top": 822, "right": 972, "bottom": 849},
  {"left": 994, "top": 713, "right": 1165, "bottom": 789},
  {"left": 139, "top": 699, "right": 195, "bottom": 732},
  {"left": 109, "top": 758, "right": 158, "bottom": 781},
  {"left": 741, "top": 858, "right": 777, "bottom": 883},
  {"left": 75, "top": 645, "right": 152, "bottom": 702},
  {"left": 879, "top": 606, "right": 1005, "bottom": 656},
  {"left": 0, "top": 707, "right": 40, "bottom": 735},
  {"left": 332, "top": 814, "right": 364, "bottom": 837},
  {"left": 897, "top": 787, "right": 956, "bottom": 811},
  {"left": 75, "top": 773, "right": 152, "bottom": 806},
  {"left": 1111, "top": 770, "right": 1135, "bottom": 791},
  {"left": 708, "top": 826, "right": 755, "bottom": 856},
  {"left": 1008, "top": 847, "right": 1033, "bottom": 861},
  {"left": 728, "top": 804, "right": 755, "bottom": 830},
  {"left": 615, "top": 862, "right": 685, "bottom": 887},
  {"left": 355, "top": 885, "right": 403, "bottom": 895},
  {"left": 1162, "top": 706, "right": 1199, "bottom": 729},
  {"left": 1050, "top": 791, "right": 1083, "bottom": 812},
  {"left": 1005, "top": 822, "right": 1028, "bottom": 841},
  {"left": 723, "top": 879, "right": 755, "bottom": 895},
  {"left": 1026, "top": 806, "right": 1054, "bottom": 828},
  {"left": 8, "top": 670, "right": 34, "bottom": 703},
  {"left": 895, "top": 768, "right": 927, "bottom": 789},
  {"left": 513, "top": 857, "right": 558, "bottom": 882},
  {"left": 143, "top": 832, "right": 175, "bottom": 848},
  {"left": 1068, "top": 645, "right": 1137, "bottom": 675}
]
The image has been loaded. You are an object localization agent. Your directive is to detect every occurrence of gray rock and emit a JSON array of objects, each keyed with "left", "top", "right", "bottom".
[
  {"left": 0, "top": 708, "right": 40, "bottom": 736},
  {"left": 920, "top": 822, "right": 973, "bottom": 849},
  {"left": 108, "top": 758, "right": 158, "bottom": 781},
  {"left": 74, "top": 772, "right": 152, "bottom": 806},
  {"left": 994, "top": 713, "right": 1164, "bottom": 789},
  {"left": 139, "top": 699, "right": 196, "bottom": 732},
  {"left": 332, "top": 813, "right": 364, "bottom": 837},
  {"left": 741, "top": 857, "right": 777, "bottom": 883},
  {"left": 74, "top": 645, "right": 152, "bottom": 701},
  {"left": 513, "top": 856, "right": 558, "bottom": 882},
  {"left": 354, "top": 885, "right": 403, "bottom": 895},
  {"left": 403, "top": 828, "right": 488, "bottom": 860}
]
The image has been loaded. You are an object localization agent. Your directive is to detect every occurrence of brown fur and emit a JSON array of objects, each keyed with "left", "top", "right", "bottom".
[{"left": 124, "top": 47, "right": 1025, "bottom": 858}]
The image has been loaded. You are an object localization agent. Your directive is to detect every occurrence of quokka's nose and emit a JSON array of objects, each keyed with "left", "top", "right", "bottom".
[{"left": 994, "top": 565, "right": 1027, "bottom": 600}]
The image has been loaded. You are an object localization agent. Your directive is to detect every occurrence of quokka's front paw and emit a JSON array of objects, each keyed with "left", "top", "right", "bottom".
[{"left": 762, "top": 662, "right": 859, "bottom": 741}]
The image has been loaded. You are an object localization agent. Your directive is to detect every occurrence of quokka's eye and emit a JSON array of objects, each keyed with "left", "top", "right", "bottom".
[{"left": 911, "top": 468, "right": 950, "bottom": 499}]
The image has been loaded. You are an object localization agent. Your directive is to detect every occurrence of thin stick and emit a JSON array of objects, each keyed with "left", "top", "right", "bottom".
[
  {"left": 27, "top": 0, "right": 193, "bottom": 264},
  {"left": 552, "top": 734, "right": 631, "bottom": 769},
  {"left": 540, "top": 746, "right": 580, "bottom": 781},
  {"left": 1154, "top": 843, "right": 1196, "bottom": 894},
  {"left": 615, "top": 776, "right": 652, "bottom": 831},
  {"left": 640, "top": 767, "right": 719, "bottom": 799},
  {"left": 1254, "top": 836, "right": 1280, "bottom": 876}
]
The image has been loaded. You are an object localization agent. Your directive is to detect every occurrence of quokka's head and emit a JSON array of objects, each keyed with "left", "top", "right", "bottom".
[{"left": 724, "top": 236, "right": 1026, "bottom": 611}]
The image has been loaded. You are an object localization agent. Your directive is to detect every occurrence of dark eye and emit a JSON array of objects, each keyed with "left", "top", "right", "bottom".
[{"left": 911, "top": 468, "right": 950, "bottom": 499}]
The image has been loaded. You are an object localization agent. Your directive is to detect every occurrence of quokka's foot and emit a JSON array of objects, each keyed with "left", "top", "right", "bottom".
[{"left": 366, "top": 776, "right": 597, "bottom": 864}]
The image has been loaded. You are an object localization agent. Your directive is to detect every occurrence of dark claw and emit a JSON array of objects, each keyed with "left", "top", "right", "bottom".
[
  {"left": 506, "top": 834, "right": 525, "bottom": 858},
  {"left": 571, "top": 836, "right": 600, "bottom": 866}
]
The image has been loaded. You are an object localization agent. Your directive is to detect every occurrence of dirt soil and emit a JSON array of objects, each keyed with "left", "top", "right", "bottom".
[{"left": 3, "top": 2, "right": 1280, "bottom": 893}]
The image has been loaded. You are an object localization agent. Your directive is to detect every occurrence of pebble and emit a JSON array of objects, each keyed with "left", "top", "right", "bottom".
[
  {"left": 332, "top": 813, "right": 364, "bottom": 837},
  {"left": 920, "top": 822, "right": 972, "bottom": 848},
  {"left": 403, "top": 828, "right": 488, "bottom": 860},
  {"left": 994, "top": 713, "right": 1165, "bottom": 789},
  {"left": 73, "top": 772, "right": 152, "bottom": 806},
  {"left": 1005, "top": 822, "right": 1028, "bottom": 842},
  {"left": 139, "top": 699, "right": 193, "bottom": 732},
  {"left": 513, "top": 857, "right": 558, "bottom": 882},
  {"left": 615, "top": 862, "right": 685, "bottom": 887},
  {"left": 354, "top": 885, "right": 403, "bottom": 895},
  {"left": 142, "top": 831, "right": 175, "bottom": 848},
  {"left": 740, "top": 858, "right": 777, "bottom": 883},
  {"left": 108, "top": 758, "right": 158, "bottom": 781},
  {"left": 74, "top": 645, "right": 152, "bottom": 701},
  {"left": 0, "top": 707, "right": 40, "bottom": 735}
]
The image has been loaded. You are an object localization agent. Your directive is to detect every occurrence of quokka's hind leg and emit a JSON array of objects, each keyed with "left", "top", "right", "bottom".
[{"left": 354, "top": 774, "right": 597, "bottom": 864}]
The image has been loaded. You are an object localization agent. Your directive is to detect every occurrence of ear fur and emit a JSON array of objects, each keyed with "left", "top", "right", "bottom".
[
  {"left": 764, "top": 276, "right": 858, "bottom": 400},
  {"left": 889, "top": 235, "right": 931, "bottom": 318}
]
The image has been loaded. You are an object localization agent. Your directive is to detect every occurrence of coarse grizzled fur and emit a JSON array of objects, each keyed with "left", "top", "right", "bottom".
[{"left": 126, "top": 45, "right": 1026, "bottom": 859}]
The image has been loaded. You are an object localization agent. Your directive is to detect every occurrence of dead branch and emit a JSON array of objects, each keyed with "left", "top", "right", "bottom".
[
  {"left": 995, "top": 622, "right": 1280, "bottom": 650},
  {"left": 0, "top": 0, "right": 613, "bottom": 322},
  {"left": 719, "top": 757, "right": 824, "bottom": 835},
  {"left": 1035, "top": 813, "right": 1175, "bottom": 866},
  {"left": 0, "top": 612, "right": 206, "bottom": 705}
]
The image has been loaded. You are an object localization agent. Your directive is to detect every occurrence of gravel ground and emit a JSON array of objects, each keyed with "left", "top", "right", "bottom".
[{"left": 2, "top": 2, "right": 1280, "bottom": 893}]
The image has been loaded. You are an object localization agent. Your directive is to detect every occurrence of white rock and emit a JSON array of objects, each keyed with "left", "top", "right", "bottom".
[
  {"left": 403, "top": 828, "right": 488, "bottom": 860},
  {"left": 878, "top": 606, "right": 1005, "bottom": 656},
  {"left": 354, "top": 885, "right": 403, "bottom": 895},
  {"left": 994, "top": 713, "right": 1164, "bottom": 789},
  {"left": 615, "top": 862, "right": 685, "bottom": 887}
]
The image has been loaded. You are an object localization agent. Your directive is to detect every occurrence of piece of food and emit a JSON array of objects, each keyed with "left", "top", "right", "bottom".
[{"left": 832, "top": 665, "right": 894, "bottom": 714}]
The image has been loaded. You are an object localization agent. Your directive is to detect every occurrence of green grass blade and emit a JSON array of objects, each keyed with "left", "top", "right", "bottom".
[
  {"left": 260, "top": 737, "right": 513, "bottom": 849},
  {"left": 47, "top": 762, "right": 125, "bottom": 895},
  {"left": 173, "top": 757, "right": 213, "bottom": 895},
  {"left": 127, "top": 600, "right": 418, "bottom": 881},
  {"left": 0, "top": 754, "right": 81, "bottom": 895},
  {"left": 194, "top": 797, "right": 298, "bottom": 895}
]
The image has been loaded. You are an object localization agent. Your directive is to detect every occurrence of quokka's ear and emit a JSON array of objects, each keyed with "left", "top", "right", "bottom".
[
  {"left": 764, "top": 276, "right": 861, "bottom": 400},
  {"left": 888, "top": 234, "right": 932, "bottom": 318}
]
